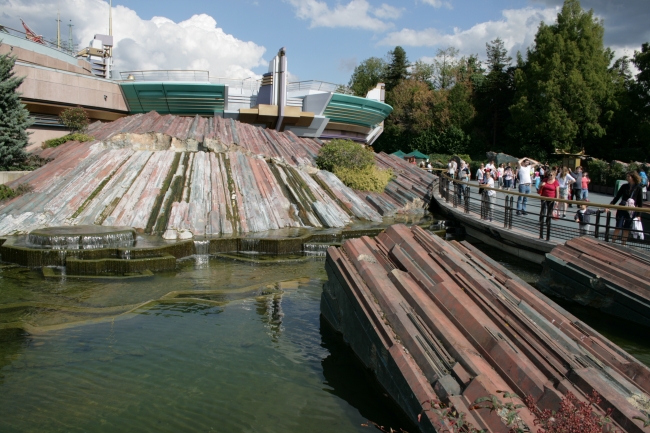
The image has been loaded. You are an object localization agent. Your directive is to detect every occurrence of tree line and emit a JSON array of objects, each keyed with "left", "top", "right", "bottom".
[{"left": 346, "top": 0, "right": 650, "bottom": 163}]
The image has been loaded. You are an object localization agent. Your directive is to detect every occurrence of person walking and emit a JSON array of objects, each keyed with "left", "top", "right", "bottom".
[
  {"left": 570, "top": 166, "right": 584, "bottom": 207},
  {"left": 608, "top": 171, "right": 644, "bottom": 245},
  {"left": 485, "top": 171, "right": 496, "bottom": 222},
  {"left": 557, "top": 167, "right": 575, "bottom": 218},
  {"left": 516, "top": 159, "right": 532, "bottom": 215},
  {"left": 581, "top": 171, "right": 590, "bottom": 201},
  {"left": 538, "top": 171, "right": 560, "bottom": 220},
  {"left": 497, "top": 164, "right": 505, "bottom": 189},
  {"left": 503, "top": 163, "right": 513, "bottom": 190}
]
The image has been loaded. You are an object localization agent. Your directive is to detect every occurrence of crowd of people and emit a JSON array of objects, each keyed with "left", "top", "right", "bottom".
[{"left": 446, "top": 157, "right": 648, "bottom": 244}]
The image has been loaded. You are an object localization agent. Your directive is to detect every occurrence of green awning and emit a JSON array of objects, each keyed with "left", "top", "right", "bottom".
[
  {"left": 391, "top": 150, "right": 406, "bottom": 158},
  {"left": 404, "top": 150, "right": 429, "bottom": 159}
]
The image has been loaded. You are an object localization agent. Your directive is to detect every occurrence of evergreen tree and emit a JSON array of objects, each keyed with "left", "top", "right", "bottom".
[
  {"left": 509, "top": 0, "right": 616, "bottom": 158},
  {"left": 347, "top": 57, "right": 387, "bottom": 97},
  {"left": 475, "top": 38, "right": 515, "bottom": 151},
  {"left": 384, "top": 46, "right": 409, "bottom": 92},
  {"left": 0, "top": 42, "right": 32, "bottom": 169}
]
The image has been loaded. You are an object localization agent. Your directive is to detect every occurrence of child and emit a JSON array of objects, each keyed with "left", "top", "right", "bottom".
[
  {"left": 581, "top": 171, "right": 590, "bottom": 201},
  {"left": 574, "top": 204, "right": 602, "bottom": 236}
]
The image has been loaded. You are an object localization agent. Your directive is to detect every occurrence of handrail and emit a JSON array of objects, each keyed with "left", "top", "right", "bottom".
[{"left": 437, "top": 171, "right": 649, "bottom": 214}]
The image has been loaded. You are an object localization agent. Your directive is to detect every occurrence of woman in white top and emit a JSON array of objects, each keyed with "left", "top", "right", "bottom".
[
  {"left": 557, "top": 167, "right": 575, "bottom": 218},
  {"left": 485, "top": 171, "right": 496, "bottom": 221},
  {"left": 476, "top": 164, "right": 485, "bottom": 184},
  {"left": 497, "top": 164, "right": 504, "bottom": 188}
]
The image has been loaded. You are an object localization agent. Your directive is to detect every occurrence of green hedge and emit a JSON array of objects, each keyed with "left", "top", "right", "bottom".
[
  {"left": 43, "top": 133, "right": 94, "bottom": 149},
  {"left": 333, "top": 166, "right": 393, "bottom": 193}
]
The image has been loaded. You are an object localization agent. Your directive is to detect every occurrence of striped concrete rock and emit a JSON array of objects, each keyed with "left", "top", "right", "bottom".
[{"left": 0, "top": 113, "right": 435, "bottom": 237}]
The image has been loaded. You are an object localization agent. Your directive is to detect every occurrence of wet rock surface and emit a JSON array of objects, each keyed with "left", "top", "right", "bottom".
[{"left": 0, "top": 113, "right": 434, "bottom": 237}]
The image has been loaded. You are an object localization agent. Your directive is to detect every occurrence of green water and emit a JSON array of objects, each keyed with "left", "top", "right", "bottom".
[{"left": 0, "top": 257, "right": 412, "bottom": 433}]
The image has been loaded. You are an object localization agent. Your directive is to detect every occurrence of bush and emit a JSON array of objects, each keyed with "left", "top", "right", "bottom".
[
  {"left": 59, "top": 106, "right": 90, "bottom": 132},
  {"left": 607, "top": 162, "right": 626, "bottom": 186},
  {"left": 316, "top": 139, "right": 375, "bottom": 172},
  {"left": 43, "top": 133, "right": 94, "bottom": 149},
  {"left": 0, "top": 182, "right": 32, "bottom": 202},
  {"left": 0, "top": 185, "right": 15, "bottom": 201},
  {"left": 587, "top": 159, "right": 609, "bottom": 185},
  {"left": 333, "top": 166, "right": 393, "bottom": 193}
]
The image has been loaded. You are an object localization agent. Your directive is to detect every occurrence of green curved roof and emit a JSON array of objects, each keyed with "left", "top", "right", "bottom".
[
  {"left": 323, "top": 93, "right": 393, "bottom": 128},
  {"left": 120, "top": 82, "right": 226, "bottom": 115}
]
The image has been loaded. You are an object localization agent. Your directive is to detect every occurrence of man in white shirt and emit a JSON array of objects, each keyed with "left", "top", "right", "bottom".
[
  {"left": 485, "top": 172, "right": 496, "bottom": 221},
  {"left": 447, "top": 159, "right": 457, "bottom": 179},
  {"left": 517, "top": 159, "right": 532, "bottom": 215}
]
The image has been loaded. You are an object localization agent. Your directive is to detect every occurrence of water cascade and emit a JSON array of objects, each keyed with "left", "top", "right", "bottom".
[
  {"left": 193, "top": 239, "right": 210, "bottom": 268},
  {"left": 240, "top": 238, "right": 261, "bottom": 254},
  {"left": 27, "top": 226, "right": 136, "bottom": 250},
  {"left": 302, "top": 243, "right": 331, "bottom": 257}
]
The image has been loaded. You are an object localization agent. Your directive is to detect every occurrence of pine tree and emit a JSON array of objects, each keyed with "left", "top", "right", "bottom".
[
  {"left": 475, "top": 38, "right": 515, "bottom": 151},
  {"left": 509, "top": 0, "right": 616, "bottom": 158},
  {"left": 384, "top": 46, "right": 409, "bottom": 92},
  {"left": 0, "top": 42, "right": 32, "bottom": 170}
]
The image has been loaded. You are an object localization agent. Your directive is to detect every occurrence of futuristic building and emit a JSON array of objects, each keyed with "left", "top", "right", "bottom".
[{"left": 1, "top": 23, "right": 392, "bottom": 148}]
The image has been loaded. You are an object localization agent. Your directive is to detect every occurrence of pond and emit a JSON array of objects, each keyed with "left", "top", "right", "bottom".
[{"left": 0, "top": 256, "right": 414, "bottom": 433}]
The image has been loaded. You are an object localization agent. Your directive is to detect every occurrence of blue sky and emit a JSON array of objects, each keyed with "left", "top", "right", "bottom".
[{"left": 1, "top": 0, "right": 648, "bottom": 84}]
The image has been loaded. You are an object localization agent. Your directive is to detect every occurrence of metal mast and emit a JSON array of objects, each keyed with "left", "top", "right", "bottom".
[{"left": 56, "top": 10, "right": 61, "bottom": 48}]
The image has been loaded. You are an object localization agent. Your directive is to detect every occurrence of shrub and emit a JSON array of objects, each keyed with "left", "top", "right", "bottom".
[
  {"left": 43, "top": 133, "right": 94, "bottom": 149},
  {"left": 0, "top": 185, "right": 15, "bottom": 201},
  {"left": 587, "top": 159, "right": 609, "bottom": 185},
  {"left": 316, "top": 139, "right": 375, "bottom": 172},
  {"left": 0, "top": 182, "right": 32, "bottom": 202},
  {"left": 59, "top": 106, "right": 89, "bottom": 133},
  {"left": 607, "top": 161, "right": 627, "bottom": 186},
  {"left": 333, "top": 166, "right": 393, "bottom": 193}
]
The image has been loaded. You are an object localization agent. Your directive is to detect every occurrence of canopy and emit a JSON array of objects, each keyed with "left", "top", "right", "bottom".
[
  {"left": 391, "top": 150, "right": 407, "bottom": 158},
  {"left": 404, "top": 150, "right": 429, "bottom": 160}
]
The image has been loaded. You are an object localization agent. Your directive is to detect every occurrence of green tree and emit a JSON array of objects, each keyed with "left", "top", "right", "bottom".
[
  {"left": 0, "top": 41, "right": 32, "bottom": 170},
  {"left": 432, "top": 47, "right": 459, "bottom": 90},
  {"left": 59, "top": 106, "right": 90, "bottom": 133},
  {"left": 475, "top": 38, "right": 515, "bottom": 151},
  {"left": 410, "top": 60, "right": 435, "bottom": 87},
  {"left": 509, "top": 0, "right": 617, "bottom": 158},
  {"left": 384, "top": 46, "right": 409, "bottom": 92},
  {"left": 348, "top": 57, "right": 387, "bottom": 97}
]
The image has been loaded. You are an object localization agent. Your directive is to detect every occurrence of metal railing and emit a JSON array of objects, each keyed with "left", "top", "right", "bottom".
[
  {"left": 119, "top": 70, "right": 262, "bottom": 91},
  {"left": 0, "top": 24, "right": 78, "bottom": 57},
  {"left": 286, "top": 80, "right": 341, "bottom": 93},
  {"left": 436, "top": 171, "right": 650, "bottom": 251}
]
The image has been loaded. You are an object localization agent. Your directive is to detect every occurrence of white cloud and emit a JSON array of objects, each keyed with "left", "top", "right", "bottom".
[
  {"left": 287, "top": 0, "right": 397, "bottom": 31},
  {"left": 380, "top": 6, "right": 560, "bottom": 61},
  {"left": 420, "top": 0, "right": 452, "bottom": 9},
  {"left": 373, "top": 4, "right": 403, "bottom": 20},
  {"left": 0, "top": 0, "right": 267, "bottom": 78}
]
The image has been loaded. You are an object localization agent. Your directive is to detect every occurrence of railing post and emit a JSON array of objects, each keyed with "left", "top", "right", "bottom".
[
  {"left": 508, "top": 197, "right": 513, "bottom": 228},
  {"left": 539, "top": 202, "right": 545, "bottom": 239},
  {"left": 504, "top": 195, "right": 509, "bottom": 228},
  {"left": 605, "top": 211, "right": 611, "bottom": 242},
  {"left": 546, "top": 213, "right": 551, "bottom": 241},
  {"left": 465, "top": 186, "right": 470, "bottom": 214},
  {"left": 594, "top": 211, "right": 601, "bottom": 239}
]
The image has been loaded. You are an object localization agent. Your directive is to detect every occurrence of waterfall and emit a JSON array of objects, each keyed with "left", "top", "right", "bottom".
[
  {"left": 28, "top": 232, "right": 135, "bottom": 250},
  {"left": 120, "top": 250, "right": 131, "bottom": 260},
  {"left": 193, "top": 240, "right": 210, "bottom": 269},
  {"left": 303, "top": 243, "right": 330, "bottom": 257},
  {"left": 240, "top": 238, "right": 261, "bottom": 254}
]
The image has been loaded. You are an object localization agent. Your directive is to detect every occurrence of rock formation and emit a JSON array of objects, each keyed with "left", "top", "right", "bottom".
[{"left": 0, "top": 112, "right": 434, "bottom": 238}]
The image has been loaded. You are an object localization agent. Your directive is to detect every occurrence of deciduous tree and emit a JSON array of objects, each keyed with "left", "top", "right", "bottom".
[{"left": 509, "top": 0, "right": 616, "bottom": 158}]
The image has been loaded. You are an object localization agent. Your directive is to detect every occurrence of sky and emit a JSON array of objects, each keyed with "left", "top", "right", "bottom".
[{"left": 1, "top": 0, "right": 648, "bottom": 84}]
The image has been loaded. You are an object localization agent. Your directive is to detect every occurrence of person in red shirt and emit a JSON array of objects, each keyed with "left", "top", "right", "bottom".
[{"left": 538, "top": 171, "right": 560, "bottom": 218}]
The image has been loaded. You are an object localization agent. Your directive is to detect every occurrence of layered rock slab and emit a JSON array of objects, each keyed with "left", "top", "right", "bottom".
[{"left": 0, "top": 113, "right": 434, "bottom": 237}]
